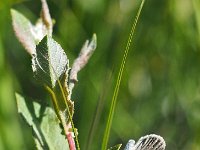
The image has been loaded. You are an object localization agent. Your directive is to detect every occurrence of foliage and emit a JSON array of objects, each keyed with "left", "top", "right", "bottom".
[
  {"left": 11, "top": 3, "right": 79, "bottom": 148},
  {"left": 15, "top": 93, "right": 69, "bottom": 150},
  {"left": 1, "top": 0, "right": 200, "bottom": 150}
]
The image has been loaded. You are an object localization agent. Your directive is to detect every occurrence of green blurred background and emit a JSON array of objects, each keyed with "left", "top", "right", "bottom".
[{"left": 1, "top": 0, "right": 200, "bottom": 149}]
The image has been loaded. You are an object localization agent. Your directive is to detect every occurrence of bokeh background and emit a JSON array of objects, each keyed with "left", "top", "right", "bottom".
[{"left": 1, "top": 0, "right": 200, "bottom": 149}]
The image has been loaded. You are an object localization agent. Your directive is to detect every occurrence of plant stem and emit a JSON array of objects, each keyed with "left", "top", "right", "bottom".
[
  {"left": 46, "top": 85, "right": 77, "bottom": 150},
  {"left": 67, "top": 128, "right": 76, "bottom": 150},
  {"left": 45, "top": 86, "right": 69, "bottom": 137},
  {"left": 57, "top": 79, "right": 80, "bottom": 150}
]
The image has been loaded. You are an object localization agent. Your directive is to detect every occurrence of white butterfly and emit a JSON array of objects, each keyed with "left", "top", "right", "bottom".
[{"left": 124, "top": 134, "right": 166, "bottom": 150}]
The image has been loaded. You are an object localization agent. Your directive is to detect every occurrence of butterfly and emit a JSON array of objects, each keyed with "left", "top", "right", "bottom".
[{"left": 124, "top": 134, "right": 166, "bottom": 150}]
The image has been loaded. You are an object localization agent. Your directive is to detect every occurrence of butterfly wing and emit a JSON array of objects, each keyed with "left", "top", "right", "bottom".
[
  {"left": 124, "top": 140, "right": 136, "bottom": 150},
  {"left": 124, "top": 134, "right": 166, "bottom": 150}
]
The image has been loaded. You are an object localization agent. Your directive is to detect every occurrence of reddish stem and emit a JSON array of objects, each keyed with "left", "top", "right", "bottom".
[{"left": 67, "top": 132, "right": 76, "bottom": 150}]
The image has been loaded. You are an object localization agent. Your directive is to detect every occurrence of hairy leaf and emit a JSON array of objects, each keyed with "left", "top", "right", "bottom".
[
  {"left": 11, "top": 9, "right": 36, "bottom": 55},
  {"left": 11, "top": 8, "right": 52, "bottom": 55},
  {"left": 15, "top": 93, "right": 69, "bottom": 150},
  {"left": 32, "top": 36, "right": 69, "bottom": 88}
]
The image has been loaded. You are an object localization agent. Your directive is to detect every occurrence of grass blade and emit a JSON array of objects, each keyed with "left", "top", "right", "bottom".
[{"left": 101, "top": 0, "right": 146, "bottom": 149}]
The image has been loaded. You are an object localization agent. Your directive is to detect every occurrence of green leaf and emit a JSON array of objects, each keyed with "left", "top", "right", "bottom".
[
  {"left": 32, "top": 36, "right": 69, "bottom": 88},
  {"left": 15, "top": 93, "right": 69, "bottom": 150},
  {"left": 11, "top": 9, "right": 36, "bottom": 55},
  {"left": 11, "top": 8, "right": 52, "bottom": 55},
  {"left": 108, "top": 144, "right": 122, "bottom": 150}
]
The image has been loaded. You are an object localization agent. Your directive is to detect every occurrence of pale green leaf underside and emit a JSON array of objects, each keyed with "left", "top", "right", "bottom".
[
  {"left": 11, "top": 9, "right": 49, "bottom": 55},
  {"left": 11, "top": 9, "right": 36, "bottom": 55},
  {"left": 32, "top": 36, "right": 69, "bottom": 88},
  {"left": 15, "top": 93, "right": 69, "bottom": 150}
]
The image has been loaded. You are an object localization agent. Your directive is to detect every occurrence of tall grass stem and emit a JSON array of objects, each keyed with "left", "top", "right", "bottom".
[{"left": 101, "top": 0, "right": 145, "bottom": 149}]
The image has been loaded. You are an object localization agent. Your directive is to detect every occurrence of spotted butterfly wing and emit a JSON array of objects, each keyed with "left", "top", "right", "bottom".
[{"left": 124, "top": 134, "right": 166, "bottom": 150}]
